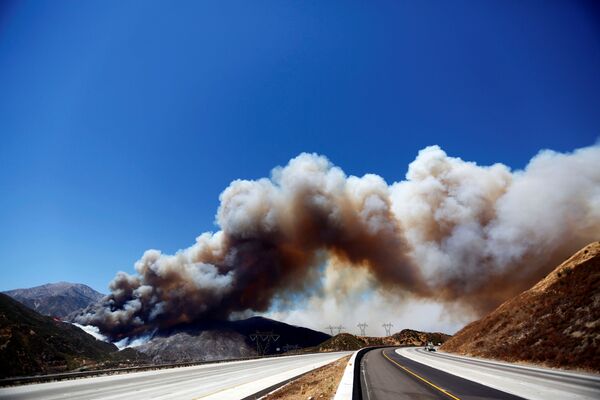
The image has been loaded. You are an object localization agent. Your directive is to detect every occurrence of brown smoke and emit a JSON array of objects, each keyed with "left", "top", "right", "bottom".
[{"left": 76, "top": 145, "right": 600, "bottom": 340}]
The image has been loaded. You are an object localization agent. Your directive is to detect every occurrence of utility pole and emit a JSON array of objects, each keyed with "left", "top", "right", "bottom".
[
  {"left": 326, "top": 325, "right": 336, "bottom": 336},
  {"left": 382, "top": 322, "right": 393, "bottom": 336},
  {"left": 335, "top": 325, "right": 345, "bottom": 335},
  {"left": 357, "top": 322, "right": 368, "bottom": 336},
  {"left": 249, "top": 331, "right": 280, "bottom": 356}
]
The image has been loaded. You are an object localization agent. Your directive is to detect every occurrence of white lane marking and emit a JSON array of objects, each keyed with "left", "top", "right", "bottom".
[{"left": 362, "top": 358, "right": 371, "bottom": 400}]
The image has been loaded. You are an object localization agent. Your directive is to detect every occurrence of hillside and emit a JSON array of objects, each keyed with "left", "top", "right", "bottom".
[
  {"left": 137, "top": 330, "right": 256, "bottom": 363},
  {"left": 4, "top": 282, "right": 104, "bottom": 318},
  {"left": 441, "top": 242, "right": 600, "bottom": 372},
  {"left": 313, "top": 329, "right": 451, "bottom": 352},
  {"left": 314, "top": 333, "right": 367, "bottom": 352},
  {"left": 0, "top": 293, "right": 149, "bottom": 378},
  {"left": 0, "top": 292, "right": 329, "bottom": 376},
  {"left": 136, "top": 316, "right": 330, "bottom": 363}
]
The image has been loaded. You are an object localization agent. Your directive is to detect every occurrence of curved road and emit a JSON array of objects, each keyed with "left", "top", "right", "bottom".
[
  {"left": 0, "top": 351, "right": 350, "bottom": 400},
  {"left": 360, "top": 348, "right": 525, "bottom": 400},
  {"left": 399, "top": 347, "right": 600, "bottom": 400},
  {"left": 360, "top": 347, "right": 600, "bottom": 400}
]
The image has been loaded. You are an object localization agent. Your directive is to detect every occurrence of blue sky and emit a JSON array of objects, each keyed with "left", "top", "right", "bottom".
[{"left": 1, "top": 1, "right": 599, "bottom": 292}]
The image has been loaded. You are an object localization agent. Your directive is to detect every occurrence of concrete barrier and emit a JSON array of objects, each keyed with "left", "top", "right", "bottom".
[
  {"left": 334, "top": 346, "right": 391, "bottom": 400},
  {"left": 333, "top": 350, "right": 359, "bottom": 400}
]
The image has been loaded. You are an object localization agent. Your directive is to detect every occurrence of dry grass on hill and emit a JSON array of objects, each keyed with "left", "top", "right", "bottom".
[{"left": 441, "top": 242, "right": 600, "bottom": 372}]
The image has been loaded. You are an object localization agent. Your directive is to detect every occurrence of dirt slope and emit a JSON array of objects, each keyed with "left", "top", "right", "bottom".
[
  {"left": 441, "top": 242, "right": 600, "bottom": 372},
  {"left": 263, "top": 355, "right": 350, "bottom": 399}
]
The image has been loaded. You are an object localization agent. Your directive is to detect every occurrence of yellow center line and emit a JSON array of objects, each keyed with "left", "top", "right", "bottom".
[{"left": 382, "top": 350, "right": 461, "bottom": 400}]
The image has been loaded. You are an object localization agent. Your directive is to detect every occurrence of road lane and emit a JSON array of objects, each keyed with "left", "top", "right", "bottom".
[
  {"left": 0, "top": 351, "right": 350, "bottom": 400},
  {"left": 398, "top": 347, "right": 600, "bottom": 400},
  {"left": 360, "top": 348, "right": 524, "bottom": 400},
  {"left": 361, "top": 348, "right": 442, "bottom": 400}
]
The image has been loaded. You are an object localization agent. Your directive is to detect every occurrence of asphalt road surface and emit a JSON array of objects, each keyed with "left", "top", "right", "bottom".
[
  {"left": 0, "top": 351, "right": 350, "bottom": 400},
  {"left": 360, "top": 348, "right": 525, "bottom": 400},
  {"left": 399, "top": 347, "right": 600, "bottom": 400}
]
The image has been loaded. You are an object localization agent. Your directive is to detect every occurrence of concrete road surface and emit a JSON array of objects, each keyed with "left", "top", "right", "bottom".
[
  {"left": 361, "top": 348, "right": 525, "bottom": 400},
  {"left": 398, "top": 347, "right": 600, "bottom": 400},
  {"left": 0, "top": 352, "right": 350, "bottom": 400}
]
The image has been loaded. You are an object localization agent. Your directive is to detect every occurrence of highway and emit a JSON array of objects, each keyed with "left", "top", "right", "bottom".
[
  {"left": 398, "top": 347, "right": 600, "bottom": 400},
  {"left": 0, "top": 351, "right": 350, "bottom": 400},
  {"left": 360, "top": 347, "right": 600, "bottom": 400},
  {"left": 360, "top": 348, "right": 523, "bottom": 399}
]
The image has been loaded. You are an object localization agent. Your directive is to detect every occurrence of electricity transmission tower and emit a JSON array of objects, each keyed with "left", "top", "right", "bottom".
[
  {"left": 249, "top": 331, "right": 280, "bottom": 356},
  {"left": 382, "top": 322, "right": 393, "bottom": 336},
  {"left": 357, "top": 322, "right": 368, "bottom": 336},
  {"left": 326, "top": 325, "right": 346, "bottom": 335}
]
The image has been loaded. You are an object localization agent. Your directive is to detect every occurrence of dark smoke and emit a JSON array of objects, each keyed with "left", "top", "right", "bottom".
[{"left": 75, "top": 145, "right": 600, "bottom": 340}]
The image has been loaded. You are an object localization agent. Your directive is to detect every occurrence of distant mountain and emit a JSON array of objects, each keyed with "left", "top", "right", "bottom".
[
  {"left": 228, "top": 316, "right": 331, "bottom": 349},
  {"left": 441, "top": 242, "right": 600, "bottom": 372},
  {"left": 135, "top": 316, "right": 331, "bottom": 363},
  {"left": 0, "top": 293, "right": 148, "bottom": 378},
  {"left": 4, "top": 282, "right": 104, "bottom": 318},
  {"left": 314, "top": 329, "right": 451, "bottom": 352}
]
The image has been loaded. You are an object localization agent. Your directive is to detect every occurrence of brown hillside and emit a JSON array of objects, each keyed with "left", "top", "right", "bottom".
[
  {"left": 391, "top": 329, "right": 451, "bottom": 346},
  {"left": 315, "top": 333, "right": 367, "bottom": 352},
  {"left": 441, "top": 242, "right": 600, "bottom": 372}
]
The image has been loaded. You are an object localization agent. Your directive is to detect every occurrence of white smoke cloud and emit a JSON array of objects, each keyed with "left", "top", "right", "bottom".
[
  {"left": 390, "top": 144, "right": 600, "bottom": 310},
  {"left": 73, "top": 323, "right": 110, "bottom": 342},
  {"left": 114, "top": 331, "right": 155, "bottom": 350}
]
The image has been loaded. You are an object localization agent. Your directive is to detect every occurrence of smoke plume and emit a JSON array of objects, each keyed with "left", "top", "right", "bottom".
[{"left": 75, "top": 144, "right": 600, "bottom": 339}]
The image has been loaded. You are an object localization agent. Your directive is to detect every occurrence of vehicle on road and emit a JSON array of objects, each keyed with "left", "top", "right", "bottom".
[{"left": 425, "top": 341, "right": 436, "bottom": 352}]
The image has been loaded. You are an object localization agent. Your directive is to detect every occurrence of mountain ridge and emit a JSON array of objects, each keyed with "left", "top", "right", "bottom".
[{"left": 4, "top": 282, "right": 104, "bottom": 318}]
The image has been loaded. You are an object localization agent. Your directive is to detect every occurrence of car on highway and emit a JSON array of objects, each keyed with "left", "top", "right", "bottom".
[{"left": 425, "top": 341, "right": 436, "bottom": 351}]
